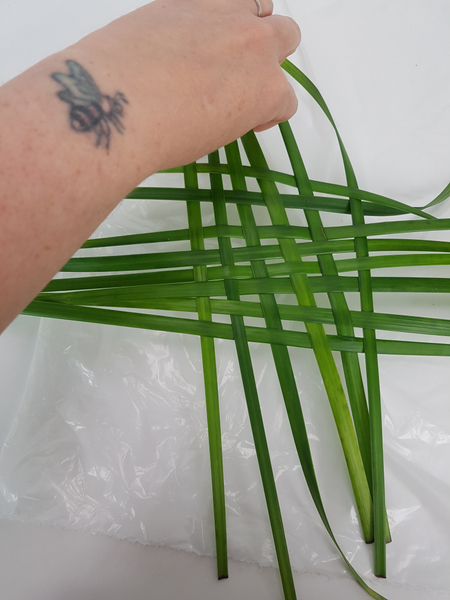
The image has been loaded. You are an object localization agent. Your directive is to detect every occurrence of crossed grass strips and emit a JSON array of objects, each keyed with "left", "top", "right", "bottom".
[{"left": 24, "top": 61, "right": 450, "bottom": 600}]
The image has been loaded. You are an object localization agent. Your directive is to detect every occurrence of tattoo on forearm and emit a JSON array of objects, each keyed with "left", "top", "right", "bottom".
[{"left": 51, "top": 60, "right": 128, "bottom": 150}]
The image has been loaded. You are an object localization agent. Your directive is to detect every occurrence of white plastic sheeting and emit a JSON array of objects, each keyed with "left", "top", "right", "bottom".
[{"left": 1, "top": 1, "right": 450, "bottom": 598}]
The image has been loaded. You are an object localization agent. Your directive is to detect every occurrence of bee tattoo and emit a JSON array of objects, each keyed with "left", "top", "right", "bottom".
[{"left": 51, "top": 60, "right": 128, "bottom": 150}]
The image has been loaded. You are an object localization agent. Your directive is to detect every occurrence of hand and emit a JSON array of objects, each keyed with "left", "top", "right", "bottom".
[
  {"left": 81, "top": 0, "right": 301, "bottom": 171},
  {"left": 0, "top": 0, "right": 301, "bottom": 332}
]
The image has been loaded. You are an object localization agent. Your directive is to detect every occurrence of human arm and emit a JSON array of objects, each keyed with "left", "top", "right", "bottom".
[{"left": 0, "top": 0, "right": 300, "bottom": 333}]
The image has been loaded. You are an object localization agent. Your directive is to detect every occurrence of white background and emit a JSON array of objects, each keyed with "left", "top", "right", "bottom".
[{"left": 1, "top": 1, "right": 450, "bottom": 599}]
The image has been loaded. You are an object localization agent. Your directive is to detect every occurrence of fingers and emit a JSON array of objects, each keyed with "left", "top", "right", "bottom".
[
  {"left": 251, "top": 0, "right": 274, "bottom": 18},
  {"left": 222, "top": 0, "right": 300, "bottom": 62},
  {"left": 267, "top": 14, "right": 301, "bottom": 63},
  {"left": 253, "top": 81, "right": 299, "bottom": 132},
  {"left": 213, "top": 0, "right": 273, "bottom": 17},
  {"left": 240, "top": 4, "right": 301, "bottom": 131}
]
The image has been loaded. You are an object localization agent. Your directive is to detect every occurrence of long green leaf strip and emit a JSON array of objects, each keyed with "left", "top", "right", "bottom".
[
  {"left": 278, "top": 120, "right": 373, "bottom": 501},
  {"left": 79, "top": 217, "right": 450, "bottom": 250},
  {"left": 280, "top": 117, "right": 394, "bottom": 556},
  {"left": 281, "top": 60, "right": 393, "bottom": 575},
  {"left": 183, "top": 163, "right": 228, "bottom": 580},
  {"left": 346, "top": 166, "right": 388, "bottom": 576},
  {"left": 241, "top": 129, "right": 374, "bottom": 539},
  {"left": 208, "top": 149, "right": 298, "bottom": 599},
  {"left": 23, "top": 59, "right": 450, "bottom": 600},
  {"left": 227, "top": 139, "right": 386, "bottom": 598},
  {"left": 26, "top": 298, "right": 450, "bottom": 357},
  {"left": 237, "top": 126, "right": 386, "bottom": 594},
  {"left": 287, "top": 61, "right": 390, "bottom": 574},
  {"left": 297, "top": 120, "right": 388, "bottom": 546}
]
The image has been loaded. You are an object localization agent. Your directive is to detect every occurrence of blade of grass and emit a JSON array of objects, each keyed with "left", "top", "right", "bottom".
[
  {"left": 423, "top": 181, "right": 450, "bottom": 208},
  {"left": 62, "top": 239, "right": 450, "bottom": 274},
  {"left": 127, "top": 186, "right": 408, "bottom": 217},
  {"left": 80, "top": 218, "right": 450, "bottom": 249},
  {"left": 38, "top": 286, "right": 450, "bottom": 339},
  {"left": 282, "top": 58, "right": 436, "bottom": 225},
  {"left": 39, "top": 268, "right": 450, "bottom": 311},
  {"left": 216, "top": 147, "right": 387, "bottom": 600},
  {"left": 279, "top": 119, "right": 380, "bottom": 508},
  {"left": 283, "top": 60, "right": 389, "bottom": 574},
  {"left": 350, "top": 198, "right": 387, "bottom": 575},
  {"left": 240, "top": 131, "right": 374, "bottom": 542},
  {"left": 206, "top": 150, "right": 298, "bottom": 600},
  {"left": 279, "top": 120, "right": 392, "bottom": 545},
  {"left": 24, "top": 299, "right": 450, "bottom": 357},
  {"left": 157, "top": 164, "right": 426, "bottom": 217},
  {"left": 183, "top": 162, "right": 228, "bottom": 580}
]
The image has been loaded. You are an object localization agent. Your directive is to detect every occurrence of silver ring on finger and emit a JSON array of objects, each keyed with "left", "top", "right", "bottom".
[{"left": 254, "top": 0, "right": 262, "bottom": 17}]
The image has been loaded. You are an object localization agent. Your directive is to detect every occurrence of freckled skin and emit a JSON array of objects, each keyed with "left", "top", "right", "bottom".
[{"left": 0, "top": 0, "right": 300, "bottom": 332}]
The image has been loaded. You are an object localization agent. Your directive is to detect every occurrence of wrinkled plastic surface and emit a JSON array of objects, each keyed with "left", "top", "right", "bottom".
[
  {"left": 1, "top": 0, "right": 450, "bottom": 596},
  {"left": 2, "top": 182, "right": 450, "bottom": 592}
]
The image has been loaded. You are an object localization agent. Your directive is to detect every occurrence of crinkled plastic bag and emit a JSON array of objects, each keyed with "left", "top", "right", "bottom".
[{"left": 1, "top": 181, "right": 450, "bottom": 592}]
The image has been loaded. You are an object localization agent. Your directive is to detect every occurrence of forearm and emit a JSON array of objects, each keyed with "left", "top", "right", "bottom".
[
  {"left": 0, "top": 0, "right": 300, "bottom": 332},
  {"left": 0, "top": 46, "right": 145, "bottom": 331}
]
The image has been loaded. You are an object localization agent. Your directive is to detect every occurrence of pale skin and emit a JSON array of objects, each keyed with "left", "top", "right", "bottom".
[{"left": 0, "top": 0, "right": 301, "bottom": 333}]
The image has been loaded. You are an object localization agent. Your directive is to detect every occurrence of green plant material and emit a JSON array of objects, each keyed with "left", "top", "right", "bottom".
[
  {"left": 240, "top": 130, "right": 375, "bottom": 542},
  {"left": 36, "top": 287, "right": 450, "bottom": 339},
  {"left": 278, "top": 119, "right": 373, "bottom": 501},
  {"left": 208, "top": 149, "right": 298, "bottom": 600},
  {"left": 225, "top": 140, "right": 388, "bottom": 599},
  {"left": 280, "top": 60, "right": 394, "bottom": 575},
  {"left": 80, "top": 218, "right": 450, "bottom": 249},
  {"left": 25, "top": 298, "right": 450, "bottom": 358},
  {"left": 279, "top": 119, "right": 392, "bottom": 547},
  {"left": 127, "top": 184, "right": 412, "bottom": 217},
  {"left": 183, "top": 162, "right": 228, "bottom": 580},
  {"left": 423, "top": 181, "right": 450, "bottom": 208},
  {"left": 61, "top": 238, "right": 450, "bottom": 273},
  {"left": 40, "top": 269, "right": 450, "bottom": 296},
  {"left": 23, "top": 56, "right": 450, "bottom": 600},
  {"left": 208, "top": 150, "right": 300, "bottom": 599},
  {"left": 157, "top": 164, "right": 432, "bottom": 218}
]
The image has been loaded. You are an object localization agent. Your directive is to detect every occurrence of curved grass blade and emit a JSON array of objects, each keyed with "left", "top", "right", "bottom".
[
  {"left": 423, "top": 181, "right": 450, "bottom": 208},
  {"left": 127, "top": 186, "right": 407, "bottom": 217},
  {"left": 24, "top": 298, "right": 450, "bottom": 358},
  {"left": 225, "top": 140, "right": 390, "bottom": 597},
  {"left": 282, "top": 60, "right": 389, "bottom": 574},
  {"left": 38, "top": 285, "right": 450, "bottom": 339},
  {"left": 279, "top": 120, "right": 374, "bottom": 492},
  {"left": 159, "top": 164, "right": 426, "bottom": 217},
  {"left": 80, "top": 217, "right": 450, "bottom": 250},
  {"left": 281, "top": 59, "right": 433, "bottom": 228},
  {"left": 240, "top": 130, "right": 374, "bottom": 543}
]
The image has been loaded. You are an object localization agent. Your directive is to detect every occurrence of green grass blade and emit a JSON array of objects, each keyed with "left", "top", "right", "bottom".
[
  {"left": 158, "top": 165, "right": 425, "bottom": 217},
  {"left": 283, "top": 60, "right": 389, "bottom": 572},
  {"left": 281, "top": 59, "right": 433, "bottom": 226},
  {"left": 350, "top": 191, "right": 388, "bottom": 574},
  {"left": 24, "top": 298, "right": 450, "bottom": 358},
  {"left": 225, "top": 140, "right": 389, "bottom": 598},
  {"left": 207, "top": 151, "right": 297, "bottom": 599},
  {"left": 127, "top": 185, "right": 407, "bottom": 217},
  {"left": 279, "top": 120, "right": 373, "bottom": 491},
  {"left": 240, "top": 130, "right": 374, "bottom": 543},
  {"left": 38, "top": 286, "right": 450, "bottom": 339},
  {"left": 80, "top": 217, "right": 450, "bottom": 250},
  {"left": 326, "top": 218, "right": 450, "bottom": 240},
  {"left": 61, "top": 247, "right": 450, "bottom": 275},
  {"left": 183, "top": 162, "right": 228, "bottom": 580},
  {"left": 423, "top": 181, "right": 450, "bottom": 208}
]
